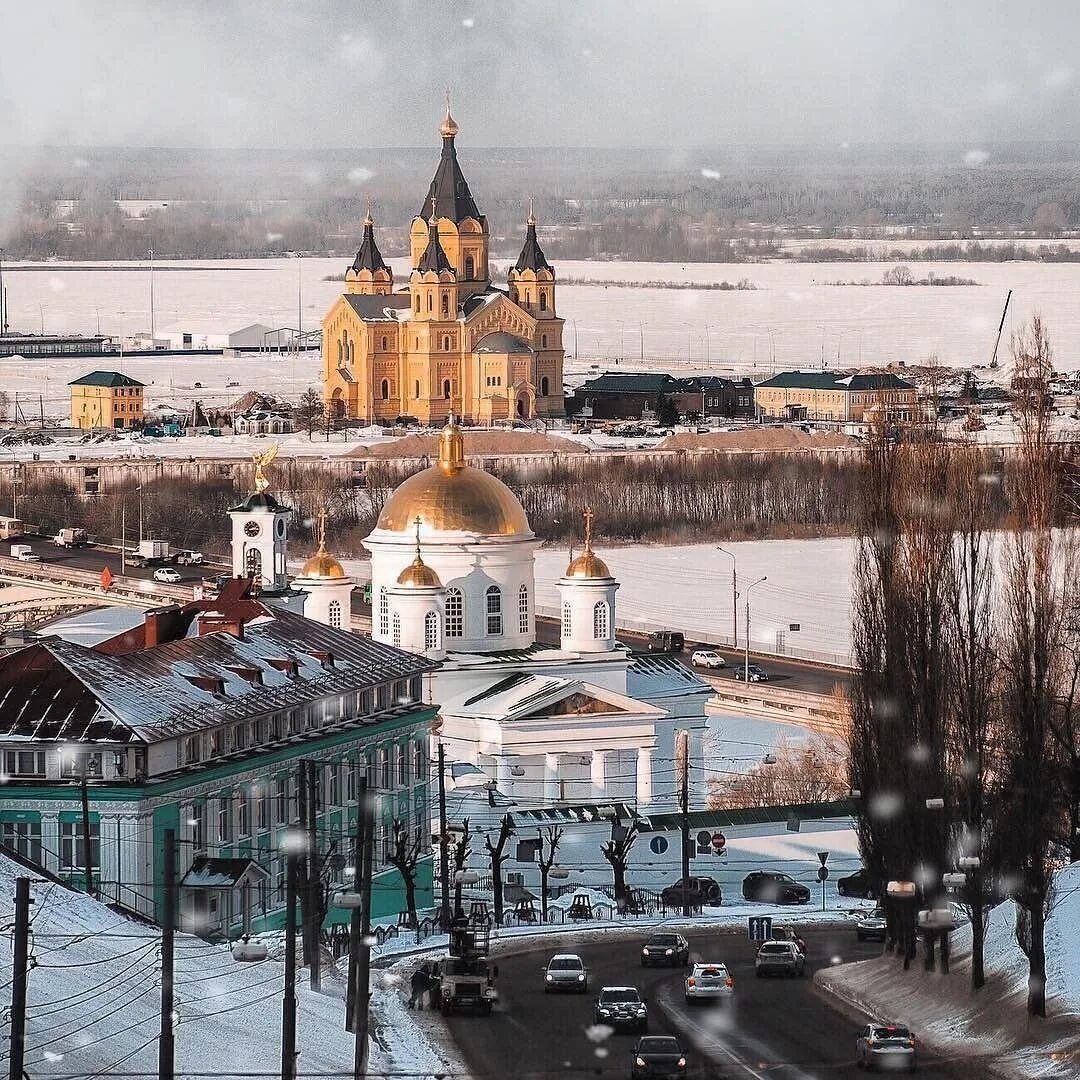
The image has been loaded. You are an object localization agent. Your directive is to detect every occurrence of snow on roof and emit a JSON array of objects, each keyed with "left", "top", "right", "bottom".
[
  {"left": 42, "top": 605, "right": 150, "bottom": 647},
  {"left": 180, "top": 857, "right": 269, "bottom": 889},
  {"left": 627, "top": 653, "right": 713, "bottom": 700}
]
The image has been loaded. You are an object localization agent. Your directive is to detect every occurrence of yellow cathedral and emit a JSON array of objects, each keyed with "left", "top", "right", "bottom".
[{"left": 321, "top": 106, "right": 565, "bottom": 425}]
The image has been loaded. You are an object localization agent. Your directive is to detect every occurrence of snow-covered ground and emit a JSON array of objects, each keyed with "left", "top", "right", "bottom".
[{"left": 816, "top": 863, "right": 1080, "bottom": 1079}]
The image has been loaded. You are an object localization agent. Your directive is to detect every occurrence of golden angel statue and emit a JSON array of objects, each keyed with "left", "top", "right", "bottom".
[{"left": 252, "top": 443, "right": 280, "bottom": 494}]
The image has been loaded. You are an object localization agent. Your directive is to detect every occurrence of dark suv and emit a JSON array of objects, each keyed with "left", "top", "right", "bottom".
[
  {"left": 640, "top": 933, "right": 690, "bottom": 968},
  {"left": 660, "top": 876, "right": 722, "bottom": 909},
  {"left": 742, "top": 870, "right": 811, "bottom": 904},
  {"left": 837, "top": 868, "right": 878, "bottom": 900}
]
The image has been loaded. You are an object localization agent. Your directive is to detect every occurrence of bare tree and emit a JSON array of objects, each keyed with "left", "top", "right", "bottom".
[
  {"left": 536, "top": 826, "right": 564, "bottom": 923},
  {"left": 708, "top": 736, "right": 849, "bottom": 809},
  {"left": 600, "top": 820, "right": 639, "bottom": 907},
  {"left": 484, "top": 813, "right": 515, "bottom": 926},
  {"left": 451, "top": 818, "right": 471, "bottom": 918},
  {"left": 387, "top": 818, "right": 423, "bottom": 929}
]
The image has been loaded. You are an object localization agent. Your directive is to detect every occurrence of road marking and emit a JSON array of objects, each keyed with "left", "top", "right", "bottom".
[{"left": 656, "top": 983, "right": 816, "bottom": 1080}]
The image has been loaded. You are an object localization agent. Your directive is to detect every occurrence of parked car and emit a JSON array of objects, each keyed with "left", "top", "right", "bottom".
[
  {"left": 855, "top": 1023, "right": 917, "bottom": 1071},
  {"left": 640, "top": 933, "right": 689, "bottom": 968},
  {"left": 648, "top": 631, "right": 685, "bottom": 654},
  {"left": 690, "top": 649, "right": 726, "bottom": 669},
  {"left": 631, "top": 1036, "right": 687, "bottom": 1080},
  {"left": 754, "top": 940, "right": 806, "bottom": 978},
  {"left": 732, "top": 663, "right": 769, "bottom": 682},
  {"left": 593, "top": 986, "right": 648, "bottom": 1033},
  {"left": 683, "top": 963, "right": 734, "bottom": 1004},
  {"left": 742, "top": 870, "right": 811, "bottom": 905},
  {"left": 543, "top": 953, "right": 588, "bottom": 993},
  {"left": 855, "top": 907, "right": 887, "bottom": 942},
  {"left": 660, "top": 876, "right": 721, "bottom": 910},
  {"left": 152, "top": 567, "right": 183, "bottom": 584},
  {"left": 837, "top": 868, "right": 879, "bottom": 900}
]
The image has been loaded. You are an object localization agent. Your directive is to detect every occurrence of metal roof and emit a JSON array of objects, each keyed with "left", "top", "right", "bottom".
[
  {"left": 755, "top": 371, "right": 916, "bottom": 392},
  {"left": 343, "top": 294, "right": 412, "bottom": 322},
  {"left": 418, "top": 130, "right": 483, "bottom": 224},
  {"left": 68, "top": 371, "right": 145, "bottom": 388}
]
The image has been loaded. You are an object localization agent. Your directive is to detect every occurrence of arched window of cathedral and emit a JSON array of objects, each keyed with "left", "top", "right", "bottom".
[
  {"left": 336, "top": 340, "right": 342, "bottom": 365},
  {"left": 328, "top": 600, "right": 342, "bottom": 629},
  {"left": 414, "top": 380, "right": 420, "bottom": 400},
  {"left": 445, "top": 588, "right": 463, "bottom": 638},
  {"left": 465, "top": 254, "right": 475, "bottom": 279},
  {"left": 381, "top": 379, "right": 389, "bottom": 400},
  {"left": 381, "top": 336, "right": 388, "bottom": 351},
  {"left": 485, "top": 585, "right": 502, "bottom": 636},
  {"left": 441, "top": 293, "right": 449, "bottom": 316},
  {"left": 379, "top": 587, "right": 389, "bottom": 636},
  {"left": 443, "top": 379, "right": 451, "bottom": 400},
  {"left": 427, "top": 292, "right": 433, "bottom": 312},
  {"left": 518, "top": 584, "right": 530, "bottom": 635},
  {"left": 414, "top": 294, "right": 420, "bottom": 314},
  {"left": 424, "top": 610, "right": 440, "bottom": 651},
  {"left": 443, "top": 336, "right": 450, "bottom": 351},
  {"left": 392, "top": 611, "right": 401, "bottom": 647},
  {"left": 593, "top": 600, "right": 609, "bottom": 640},
  {"left": 525, "top": 289, "right": 531, "bottom": 306},
  {"left": 245, "top": 548, "right": 262, "bottom": 582},
  {"left": 541, "top": 376, "right": 550, "bottom": 396},
  {"left": 561, "top": 602, "right": 572, "bottom": 639},
  {"left": 539, "top": 291, "right": 547, "bottom": 312},
  {"left": 541, "top": 334, "right": 548, "bottom": 348}
]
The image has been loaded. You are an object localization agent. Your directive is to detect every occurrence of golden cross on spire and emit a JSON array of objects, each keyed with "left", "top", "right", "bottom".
[
  {"left": 445, "top": 85, "right": 452, "bottom": 114},
  {"left": 430, "top": 193, "right": 438, "bottom": 224},
  {"left": 527, "top": 195, "right": 535, "bottom": 226},
  {"left": 317, "top": 507, "right": 328, "bottom": 551},
  {"left": 414, "top": 515, "right": 423, "bottom": 559},
  {"left": 583, "top": 505, "right": 594, "bottom": 552}
]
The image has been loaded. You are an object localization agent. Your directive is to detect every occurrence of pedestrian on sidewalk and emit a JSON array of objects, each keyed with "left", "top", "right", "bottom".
[{"left": 409, "top": 965, "right": 428, "bottom": 1009}]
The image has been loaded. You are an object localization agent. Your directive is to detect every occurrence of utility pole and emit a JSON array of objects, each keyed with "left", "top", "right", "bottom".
[
  {"left": 0, "top": 247, "right": 5, "bottom": 336},
  {"left": 7, "top": 876, "right": 31, "bottom": 1080},
  {"left": 296, "top": 761, "right": 311, "bottom": 970},
  {"left": 79, "top": 760, "right": 95, "bottom": 896},
  {"left": 717, "top": 547, "right": 738, "bottom": 647},
  {"left": 281, "top": 852, "right": 298, "bottom": 1080},
  {"left": 352, "top": 775, "right": 375, "bottom": 1080},
  {"left": 437, "top": 742, "right": 450, "bottom": 928},
  {"left": 744, "top": 576, "right": 767, "bottom": 682},
  {"left": 158, "top": 829, "right": 176, "bottom": 1080},
  {"left": 345, "top": 778, "right": 364, "bottom": 1031},
  {"left": 121, "top": 500, "right": 127, "bottom": 574},
  {"left": 305, "top": 759, "right": 321, "bottom": 990},
  {"left": 679, "top": 730, "right": 691, "bottom": 918},
  {"left": 148, "top": 247, "right": 155, "bottom": 348}
]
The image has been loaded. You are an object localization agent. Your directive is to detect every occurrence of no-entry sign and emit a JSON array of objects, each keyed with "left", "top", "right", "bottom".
[{"left": 711, "top": 831, "right": 727, "bottom": 852}]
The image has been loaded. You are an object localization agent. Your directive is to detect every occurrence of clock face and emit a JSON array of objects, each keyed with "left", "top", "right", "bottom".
[
  {"left": 276, "top": 518, "right": 286, "bottom": 538},
  {"left": 244, "top": 521, "right": 261, "bottom": 538}
]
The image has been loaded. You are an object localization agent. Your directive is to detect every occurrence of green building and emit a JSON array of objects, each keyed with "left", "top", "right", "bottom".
[{"left": 0, "top": 583, "right": 437, "bottom": 937}]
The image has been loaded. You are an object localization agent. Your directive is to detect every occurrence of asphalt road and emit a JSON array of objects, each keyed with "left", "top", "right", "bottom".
[
  {"left": 6, "top": 535, "right": 209, "bottom": 586},
  {"left": 442, "top": 926, "right": 959, "bottom": 1080}
]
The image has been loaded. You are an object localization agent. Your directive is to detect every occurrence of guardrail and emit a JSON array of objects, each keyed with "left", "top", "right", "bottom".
[
  {"left": 708, "top": 681, "right": 848, "bottom": 735},
  {"left": 0, "top": 554, "right": 194, "bottom": 606}
]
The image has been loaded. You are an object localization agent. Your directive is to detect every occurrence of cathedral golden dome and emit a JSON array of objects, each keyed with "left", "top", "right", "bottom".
[
  {"left": 397, "top": 554, "right": 442, "bottom": 589},
  {"left": 440, "top": 106, "right": 459, "bottom": 139},
  {"left": 563, "top": 507, "right": 611, "bottom": 579},
  {"left": 375, "top": 416, "right": 532, "bottom": 537},
  {"left": 300, "top": 545, "right": 346, "bottom": 580}
]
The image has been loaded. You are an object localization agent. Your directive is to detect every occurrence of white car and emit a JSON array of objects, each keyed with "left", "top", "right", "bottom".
[
  {"left": 684, "top": 963, "right": 734, "bottom": 1004},
  {"left": 543, "top": 953, "right": 589, "bottom": 993},
  {"left": 152, "top": 567, "right": 182, "bottom": 584},
  {"left": 855, "top": 1023, "right": 917, "bottom": 1070},
  {"left": 690, "top": 649, "right": 726, "bottom": 669}
]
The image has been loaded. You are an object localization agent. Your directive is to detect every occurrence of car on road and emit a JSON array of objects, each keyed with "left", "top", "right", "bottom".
[
  {"left": 837, "top": 868, "right": 879, "bottom": 900},
  {"left": 855, "top": 1023, "right": 917, "bottom": 1071},
  {"left": 631, "top": 1036, "right": 687, "bottom": 1080},
  {"left": 660, "top": 876, "right": 721, "bottom": 910},
  {"left": 690, "top": 649, "right": 726, "bottom": 669},
  {"left": 742, "top": 870, "right": 812, "bottom": 905},
  {"left": 543, "top": 953, "right": 589, "bottom": 993},
  {"left": 640, "top": 933, "right": 689, "bottom": 967},
  {"left": 594, "top": 986, "right": 648, "bottom": 1033},
  {"left": 855, "top": 907, "right": 887, "bottom": 942},
  {"left": 175, "top": 549, "right": 205, "bottom": 566},
  {"left": 683, "top": 962, "right": 734, "bottom": 1004},
  {"left": 648, "top": 631, "right": 685, "bottom": 654},
  {"left": 152, "top": 567, "right": 183, "bottom": 584},
  {"left": 754, "top": 940, "right": 806, "bottom": 978},
  {"left": 732, "top": 663, "right": 769, "bottom": 682}
]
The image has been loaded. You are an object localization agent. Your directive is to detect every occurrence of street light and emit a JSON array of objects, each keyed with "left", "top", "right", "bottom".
[
  {"left": 743, "top": 576, "right": 767, "bottom": 682},
  {"left": 715, "top": 546, "right": 738, "bottom": 646}
]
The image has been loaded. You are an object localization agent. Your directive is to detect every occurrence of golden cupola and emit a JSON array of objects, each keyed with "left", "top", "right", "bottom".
[
  {"left": 565, "top": 507, "right": 612, "bottom": 579},
  {"left": 396, "top": 518, "right": 442, "bottom": 589},
  {"left": 300, "top": 510, "right": 346, "bottom": 579},
  {"left": 374, "top": 415, "right": 532, "bottom": 537}
]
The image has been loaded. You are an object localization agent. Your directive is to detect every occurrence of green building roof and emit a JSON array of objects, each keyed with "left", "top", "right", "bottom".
[{"left": 68, "top": 371, "right": 146, "bottom": 388}]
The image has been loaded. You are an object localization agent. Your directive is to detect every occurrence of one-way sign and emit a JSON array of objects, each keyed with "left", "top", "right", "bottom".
[{"left": 747, "top": 915, "right": 773, "bottom": 942}]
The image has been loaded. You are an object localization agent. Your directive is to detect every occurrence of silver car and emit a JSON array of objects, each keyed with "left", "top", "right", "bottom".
[
  {"left": 754, "top": 940, "right": 805, "bottom": 977},
  {"left": 544, "top": 953, "right": 589, "bottom": 993},
  {"left": 684, "top": 962, "right": 734, "bottom": 1004},
  {"left": 855, "top": 1023, "right": 917, "bottom": 1071},
  {"left": 856, "top": 907, "right": 887, "bottom": 942}
]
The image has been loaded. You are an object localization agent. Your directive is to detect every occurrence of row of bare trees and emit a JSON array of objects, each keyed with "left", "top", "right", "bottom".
[{"left": 851, "top": 317, "right": 1079, "bottom": 1018}]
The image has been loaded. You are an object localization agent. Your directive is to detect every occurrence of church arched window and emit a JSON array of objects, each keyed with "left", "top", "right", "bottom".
[
  {"left": 541, "top": 376, "right": 550, "bottom": 396},
  {"left": 464, "top": 254, "right": 475, "bottom": 279},
  {"left": 593, "top": 600, "right": 609, "bottom": 640},
  {"left": 541, "top": 334, "right": 548, "bottom": 349},
  {"left": 381, "top": 336, "right": 388, "bottom": 351},
  {"left": 539, "top": 291, "right": 547, "bottom": 312},
  {"left": 245, "top": 548, "right": 262, "bottom": 582},
  {"left": 392, "top": 611, "right": 401, "bottom": 646},
  {"left": 424, "top": 610, "right": 440, "bottom": 651},
  {"left": 378, "top": 587, "right": 389, "bottom": 636},
  {"left": 336, "top": 340, "right": 342, "bottom": 365},
  {"left": 381, "top": 379, "right": 389, "bottom": 401},
  {"left": 518, "top": 584, "right": 530, "bottom": 635},
  {"left": 441, "top": 293, "right": 449, "bottom": 316},
  {"left": 445, "top": 588, "right": 463, "bottom": 638},
  {"left": 485, "top": 585, "right": 502, "bottom": 636},
  {"left": 443, "top": 379, "right": 451, "bottom": 400},
  {"left": 414, "top": 380, "right": 420, "bottom": 400},
  {"left": 525, "top": 289, "right": 531, "bottom": 306},
  {"left": 561, "top": 602, "right": 572, "bottom": 639},
  {"left": 414, "top": 294, "right": 420, "bottom": 314},
  {"left": 443, "top": 336, "right": 450, "bottom": 351},
  {"left": 427, "top": 292, "right": 433, "bottom": 312},
  {"left": 328, "top": 600, "right": 342, "bottom": 629}
]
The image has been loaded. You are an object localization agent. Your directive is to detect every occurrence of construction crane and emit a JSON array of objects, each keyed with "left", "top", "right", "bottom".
[{"left": 989, "top": 289, "right": 1012, "bottom": 369}]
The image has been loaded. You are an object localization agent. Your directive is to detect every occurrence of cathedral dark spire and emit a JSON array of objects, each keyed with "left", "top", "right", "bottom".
[
  {"left": 513, "top": 201, "right": 552, "bottom": 273},
  {"left": 349, "top": 208, "right": 389, "bottom": 276},
  {"left": 417, "top": 104, "right": 483, "bottom": 224},
  {"left": 416, "top": 197, "right": 454, "bottom": 275}
]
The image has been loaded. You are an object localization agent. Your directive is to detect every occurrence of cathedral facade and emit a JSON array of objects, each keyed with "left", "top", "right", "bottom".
[{"left": 321, "top": 107, "right": 565, "bottom": 425}]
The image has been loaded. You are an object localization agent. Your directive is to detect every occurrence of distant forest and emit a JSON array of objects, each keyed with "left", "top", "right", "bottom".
[{"left": 2, "top": 143, "right": 1080, "bottom": 261}]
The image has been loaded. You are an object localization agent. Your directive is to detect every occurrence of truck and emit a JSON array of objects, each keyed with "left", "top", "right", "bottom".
[
  {"left": 175, "top": 549, "right": 205, "bottom": 566},
  {"left": 52, "top": 527, "right": 89, "bottom": 548},
  {"left": 0, "top": 517, "right": 25, "bottom": 540},
  {"left": 434, "top": 920, "right": 498, "bottom": 1016},
  {"left": 128, "top": 539, "right": 171, "bottom": 568},
  {"left": 10, "top": 543, "right": 39, "bottom": 562}
]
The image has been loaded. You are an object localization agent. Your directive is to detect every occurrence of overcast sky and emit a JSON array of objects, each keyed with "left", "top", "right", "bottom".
[{"left": 1, "top": 0, "right": 1079, "bottom": 148}]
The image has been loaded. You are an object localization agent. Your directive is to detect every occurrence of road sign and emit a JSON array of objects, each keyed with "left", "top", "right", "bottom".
[
  {"left": 817, "top": 866, "right": 830, "bottom": 881},
  {"left": 649, "top": 835, "right": 669, "bottom": 855},
  {"left": 696, "top": 829, "right": 712, "bottom": 855},
  {"left": 747, "top": 915, "right": 773, "bottom": 942},
  {"left": 817, "top": 851, "right": 830, "bottom": 866},
  {"left": 711, "top": 831, "right": 727, "bottom": 853}
]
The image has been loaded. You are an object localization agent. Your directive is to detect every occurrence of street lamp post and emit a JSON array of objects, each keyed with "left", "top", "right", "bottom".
[
  {"left": 743, "top": 576, "right": 767, "bottom": 681},
  {"left": 716, "top": 546, "right": 738, "bottom": 647}
]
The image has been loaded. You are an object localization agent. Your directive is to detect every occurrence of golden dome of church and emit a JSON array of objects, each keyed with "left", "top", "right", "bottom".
[
  {"left": 564, "top": 507, "right": 611, "bottom": 579},
  {"left": 301, "top": 547, "right": 346, "bottom": 579},
  {"left": 375, "top": 417, "right": 532, "bottom": 538}
]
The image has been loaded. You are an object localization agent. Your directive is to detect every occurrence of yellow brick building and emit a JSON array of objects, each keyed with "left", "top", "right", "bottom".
[
  {"left": 69, "top": 371, "right": 145, "bottom": 430},
  {"left": 321, "top": 107, "right": 564, "bottom": 425},
  {"left": 754, "top": 371, "right": 918, "bottom": 423}
]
